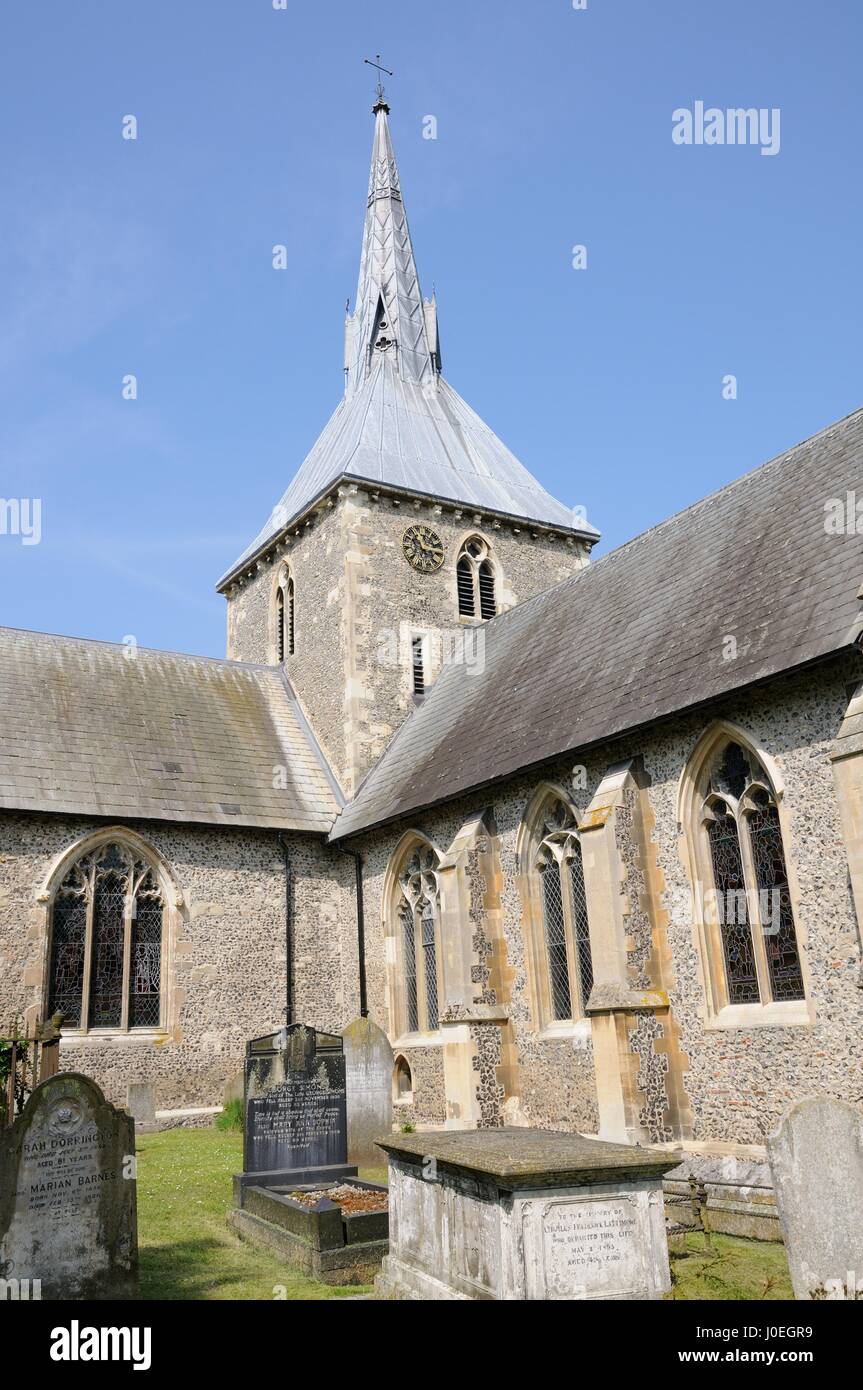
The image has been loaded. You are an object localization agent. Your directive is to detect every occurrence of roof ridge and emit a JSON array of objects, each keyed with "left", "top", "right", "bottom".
[
  {"left": 587, "top": 403, "right": 863, "bottom": 573},
  {"left": 0, "top": 624, "right": 278, "bottom": 673}
]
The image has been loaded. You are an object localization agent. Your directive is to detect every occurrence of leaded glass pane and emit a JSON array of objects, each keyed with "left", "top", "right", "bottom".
[
  {"left": 88, "top": 865, "right": 126, "bottom": 1028},
  {"left": 748, "top": 799, "right": 805, "bottom": 1002},
  {"left": 421, "top": 904, "right": 438, "bottom": 1032},
  {"left": 706, "top": 806, "right": 760, "bottom": 1004},
  {"left": 542, "top": 861, "right": 572, "bottom": 1020},
  {"left": 130, "top": 873, "right": 162, "bottom": 1027},
  {"left": 402, "top": 904, "right": 418, "bottom": 1032},
  {"left": 48, "top": 891, "right": 87, "bottom": 1027},
  {"left": 568, "top": 844, "right": 593, "bottom": 1014}
]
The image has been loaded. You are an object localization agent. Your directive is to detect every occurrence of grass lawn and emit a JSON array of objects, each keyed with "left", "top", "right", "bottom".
[
  {"left": 136, "top": 1127, "right": 368, "bottom": 1300},
  {"left": 136, "top": 1127, "right": 792, "bottom": 1301},
  {"left": 668, "top": 1232, "right": 793, "bottom": 1300}
]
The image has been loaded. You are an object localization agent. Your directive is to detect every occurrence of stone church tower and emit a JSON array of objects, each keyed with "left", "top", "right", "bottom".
[{"left": 218, "top": 93, "right": 597, "bottom": 795}]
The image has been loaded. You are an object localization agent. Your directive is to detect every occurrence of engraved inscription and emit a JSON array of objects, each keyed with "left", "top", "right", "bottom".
[{"left": 541, "top": 1199, "right": 642, "bottom": 1296}]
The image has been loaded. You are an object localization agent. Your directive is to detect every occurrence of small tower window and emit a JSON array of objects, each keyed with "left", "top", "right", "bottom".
[
  {"left": 411, "top": 635, "right": 425, "bottom": 695},
  {"left": 456, "top": 537, "right": 498, "bottom": 620},
  {"left": 274, "top": 567, "right": 295, "bottom": 663}
]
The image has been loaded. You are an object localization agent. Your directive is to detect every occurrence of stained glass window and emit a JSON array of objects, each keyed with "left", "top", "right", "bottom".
[
  {"left": 568, "top": 844, "right": 594, "bottom": 1013},
  {"left": 541, "top": 862, "right": 572, "bottom": 1020},
  {"left": 748, "top": 796, "right": 805, "bottom": 1002},
  {"left": 421, "top": 903, "right": 439, "bottom": 1031},
  {"left": 534, "top": 797, "right": 595, "bottom": 1024},
  {"left": 401, "top": 903, "right": 419, "bottom": 1032},
  {"left": 397, "top": 844, "right": 441, "bottom": 1033},
  {"left": 706, "top": 803, "right": 760, "bottom": 1004},
  {"left": 47, "top": 842, "right": 164, "bottom": 1032},
  {"left": 701, "top": 740, "right": 805, "bottom": 1009},
  {"left": 48, "top": 888, "right": 87, "bottom": 1027}
]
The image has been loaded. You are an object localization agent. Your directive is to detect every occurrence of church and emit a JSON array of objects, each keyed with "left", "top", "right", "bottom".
[{"left": 1, "top": 91, "right": 861, "bottom": 1153}]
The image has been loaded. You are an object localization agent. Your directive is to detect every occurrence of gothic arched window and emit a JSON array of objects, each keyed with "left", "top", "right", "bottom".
[
  {"left": 682, "top": 731, "right": 807, "bottom": 1017},
  {"left": 47, "top": 839, "right": 165, "bottom": 1032},
  {"left": 519, "top": 789, "right": 594, "bottom": 1028},
  {"left": 456, "top": 536, "right": 497, "bottom": 620},
  {"left": 393, "top": 841, "right": 442, "bottom": 1035},
  {"left": 274, "top": 566, "right": 295, "bottom": 663}
]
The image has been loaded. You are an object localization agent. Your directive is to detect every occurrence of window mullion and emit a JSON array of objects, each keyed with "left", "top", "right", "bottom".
[
  {"left": 737, "top": 808, "right": 772, "bottom": 1004},
  {"left": 558, "top": 851, "right": 580, "bottom": 1016},
  {"left": 120, "top": 886, "right": 134, "bottom": 1032},
  {"left": 80, "top": 889, "right": 95, "bottom": 1033},
  {"left": 413, "top": 908, "right": 427, "bottom": 1031}
]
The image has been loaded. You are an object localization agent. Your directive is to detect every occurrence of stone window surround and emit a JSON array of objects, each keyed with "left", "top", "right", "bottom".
[
  {"left": 384, "top": 830, "right": 446, "bottom": 1045},
  {"left": 449, "top": 525, "right": 513, "bottom": 627},
  {"left": 35, "top": 826, "right": 182, "bottom": 1041},
  {"left": 516, "top": 781, "right": 595, "bottom": 1036},
  {"left": 676, "top": 720, "right": 814, "bottom": 1031},
  {"left": 270, "top": 561, "right": 295, "bottom": 666}
]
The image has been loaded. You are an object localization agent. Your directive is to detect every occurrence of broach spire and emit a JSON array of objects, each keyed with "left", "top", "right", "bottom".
[{"left": 344, "top": 65, "right": 438, "bottom": 399}]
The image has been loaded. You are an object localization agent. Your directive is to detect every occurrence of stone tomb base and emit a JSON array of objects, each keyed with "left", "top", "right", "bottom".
[
  {"left": 228, "top": 1177, "right": 389, "bottom": 1285},
  {"left": 375, "top": 1128, "right": 678, "bottom": 1301}
]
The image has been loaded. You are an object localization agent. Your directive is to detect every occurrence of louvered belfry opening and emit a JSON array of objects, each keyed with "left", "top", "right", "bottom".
[
  {"left": 411, "top": 635, "right": 425, "bottom": 694},
  {"left": 276, "top": 587, "right": 285, "bottom": 663},
  {"left": 478, "top": 560, "right": 496, "bottom": 619},
  {"left": 286, "top": 576, "right": 295, "bottom": 656},
  {"left": 456, "top": 536, "right": 498, "bottom": 622},
  {"left": 457, "top": 556, "right": 475, "bottom": 616},
  {"left": 275, "top": 569, "right": 295, "bottom": 663}
]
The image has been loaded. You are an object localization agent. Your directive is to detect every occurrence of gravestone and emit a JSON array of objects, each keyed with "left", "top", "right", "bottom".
[
  {"left": 126, "top": 1081, "right": 156, "bottom": 1128},
  {"left": 0, "top": 1072, "right": 137, "bottom": 1300},
  {"left": 342, "top": 1017, "right": 393, "bottom": 1169},
  {"left": 242, "top": 1023, "right": 355, "bottom": 1184},
  {"left": 767, "top": 1096, "right": 863, "bottom": 1300}
]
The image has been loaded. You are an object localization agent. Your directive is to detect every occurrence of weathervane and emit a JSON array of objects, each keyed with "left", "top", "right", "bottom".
[{"left": 364, "top": 53, "right": 393, "bottom": 111}]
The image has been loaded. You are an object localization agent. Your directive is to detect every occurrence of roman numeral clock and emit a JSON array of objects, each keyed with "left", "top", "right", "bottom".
[{"left": 402, "top": 523, "right": 445, "bottom": 573}]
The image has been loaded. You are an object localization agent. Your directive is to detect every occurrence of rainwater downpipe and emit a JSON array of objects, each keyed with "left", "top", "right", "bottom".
[
  {"left": 277, "top": 833, "right": 294, "bottom": 1026},
  {"left": 337, "top": 843, "right": 369, "bottom": 1019}
]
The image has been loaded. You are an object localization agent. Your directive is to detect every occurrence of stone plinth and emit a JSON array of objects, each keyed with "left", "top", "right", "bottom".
[{"left": 375, "top": 1128, "right": 677, "bottom": 1301}]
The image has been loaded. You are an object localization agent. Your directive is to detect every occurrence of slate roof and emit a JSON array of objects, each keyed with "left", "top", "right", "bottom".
[
  {"left": 330, "top": 407, "right": 863, "bottom": 841},
  {"left": 0, "top": 629, "right": 341, "bottom": 832}
]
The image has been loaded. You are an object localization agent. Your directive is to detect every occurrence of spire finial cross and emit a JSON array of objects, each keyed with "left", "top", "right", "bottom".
[{"left": 364, "top": 53, "right": 393, "bottom": 109}]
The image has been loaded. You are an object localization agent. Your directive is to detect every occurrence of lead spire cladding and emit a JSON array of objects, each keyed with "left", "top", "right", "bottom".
[{"left": 343, "top": 93, "right": 439, "bottom": 399}]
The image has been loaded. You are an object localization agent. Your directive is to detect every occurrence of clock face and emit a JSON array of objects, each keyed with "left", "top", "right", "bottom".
[{"left": 402, "top": 524, "right": 445, "bottom": 574}]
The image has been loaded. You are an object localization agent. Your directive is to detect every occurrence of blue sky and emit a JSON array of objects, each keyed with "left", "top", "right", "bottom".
[{"left": 0, "top": 0, "right": 860, "bottom": 657}]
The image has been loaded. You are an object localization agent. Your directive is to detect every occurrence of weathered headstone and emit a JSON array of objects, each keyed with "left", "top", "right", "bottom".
[
  {"left": 767, "top": 1096, "right": 863, "bottom": 1300},
  {"left": 126, "top": 1081, "right": 156, "bottom": 1128},
  {"left": 0, "top": 1072, "right": 137, "bottom": 1300},
  {"left": 242, "top": 1023, "right": 354, "bottom": 1182},
  {"left": 342, "top": 1017, "right": 393, "bottom": 1169}
]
